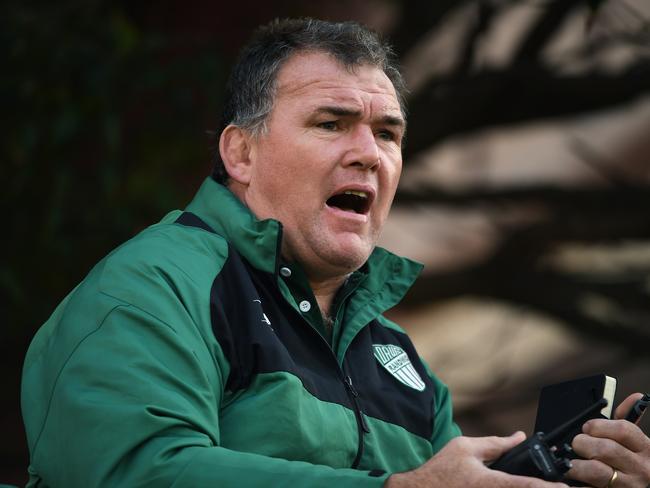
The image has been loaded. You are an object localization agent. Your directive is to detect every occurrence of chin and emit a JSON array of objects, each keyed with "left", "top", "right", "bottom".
[{"left": 324, "top": 243, "right": 373, "bottom": 274}]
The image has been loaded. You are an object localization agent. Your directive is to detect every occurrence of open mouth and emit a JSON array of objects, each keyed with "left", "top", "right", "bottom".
[{"left": 326, "top": 190, "right": 372, "bottom": 215}]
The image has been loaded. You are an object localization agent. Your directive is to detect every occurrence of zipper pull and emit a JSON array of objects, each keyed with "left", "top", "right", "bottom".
[
  {"left": 345, "top": 376, "right": 370, "bottom": 433},
  {"left": 345, "top": 376, "right": 358, "bottom": 396}
]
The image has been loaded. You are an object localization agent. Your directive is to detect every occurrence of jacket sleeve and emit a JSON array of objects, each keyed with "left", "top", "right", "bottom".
[
  {"left": 24, "top": 301, "right": 388, "bottom": 488},
  {"left": 421, "top": 361, "right": 462, "bottom": 454}
]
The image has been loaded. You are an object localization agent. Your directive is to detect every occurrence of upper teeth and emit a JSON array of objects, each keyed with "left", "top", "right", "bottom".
[{"left": 344, "top": 190, "right": 367, "bottom": 199}]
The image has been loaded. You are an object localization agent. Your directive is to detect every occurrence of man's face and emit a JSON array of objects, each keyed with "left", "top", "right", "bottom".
[{"left": 241, "top": 51, "right": 404, "bottom": 280}]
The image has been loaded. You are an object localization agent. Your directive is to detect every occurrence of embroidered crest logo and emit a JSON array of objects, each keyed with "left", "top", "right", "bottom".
[{"left": 372, "top": 344, "right": 426, "bottom": 392}]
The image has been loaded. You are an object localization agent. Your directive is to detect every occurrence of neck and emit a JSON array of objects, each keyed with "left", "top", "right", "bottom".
[
  {"left": 310, "top": 274, "right": 348, "bottom": 317},
  {"left": 226, "top": 183, "right": 355, "bottom": 317}
]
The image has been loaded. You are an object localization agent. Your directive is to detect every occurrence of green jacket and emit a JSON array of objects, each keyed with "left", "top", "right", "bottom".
[{"left": 22, "top": 177, "right": 460, "bottom": 487}]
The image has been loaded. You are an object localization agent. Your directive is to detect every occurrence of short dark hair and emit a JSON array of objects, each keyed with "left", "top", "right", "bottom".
[{"left": 211, "top": 17, "right": 406, "bottom": 184}]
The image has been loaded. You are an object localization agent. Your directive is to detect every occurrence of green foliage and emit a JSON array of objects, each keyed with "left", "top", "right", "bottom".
[{"left": 1, "top": 1, "right": 227, "bottom": 333}]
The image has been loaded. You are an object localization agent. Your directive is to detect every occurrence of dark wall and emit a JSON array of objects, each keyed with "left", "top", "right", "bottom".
[{"left": 2, "top": 1, "right": 358, "bottom": 482}]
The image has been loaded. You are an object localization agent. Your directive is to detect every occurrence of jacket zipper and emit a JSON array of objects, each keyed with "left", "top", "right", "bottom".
[
  {"left": 272, "top": 229, "right": 370, "bottom": 469},
  {"left": 344, "top": 373, "right": 370, "bottom": 467},
  {"left": 331, "top": 277, "right": 370, "bottom": 467},
  {"left": 296, "top": 311, "right": 370, "bottom": 469}
]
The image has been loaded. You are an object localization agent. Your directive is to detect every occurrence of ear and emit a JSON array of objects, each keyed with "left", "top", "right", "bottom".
[{"left": 219, "top": 124, "right": 255, "bottom": 185}]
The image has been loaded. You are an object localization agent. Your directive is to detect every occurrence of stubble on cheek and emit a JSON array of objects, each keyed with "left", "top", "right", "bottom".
[
  {"left": 283, "top": 210, "right": 375, "bottom": 275},
  {"left": 315, "top": 219, "right": 377, "bottom": 272}
]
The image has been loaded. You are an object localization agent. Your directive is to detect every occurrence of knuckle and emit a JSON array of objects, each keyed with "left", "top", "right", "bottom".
[
  {"left": 450, "top": 436, "right": 468, "bottom": 449},
  {"left": 615, "top": 419, "right": 637, "bottom": 439},
  {"left": 574, "top": 435, "right": 621, "bottom": 461},
  {"left": 572, "top": 433, "right": 588, "bottom": 448},
  {"left": 570, "top": 459, "right": 609, "bottom": 486},
  {"left": 592, "top": 438, "right": 618, "bottom": 459}
]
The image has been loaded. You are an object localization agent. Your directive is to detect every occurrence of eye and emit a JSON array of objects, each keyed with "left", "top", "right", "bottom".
[
  {"left": 317, "top": 121, "right": 338, "bottom": 131},
  {"left": 376, "top": 129, "right": 397, "bottom": 142}
]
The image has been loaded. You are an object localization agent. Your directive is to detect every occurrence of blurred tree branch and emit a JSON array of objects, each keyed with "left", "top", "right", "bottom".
[
  {"left": 404, "top": 63, "right": 650, "bottom": 159},
  {"left": 389, "top": 0, "right": 650, "bottom": 353},
  {"left": 399, "top": 0, "right": 650, "bottom": 159},
  {"left": 396, "top": 183, "right": 650, "bottom": 355}
]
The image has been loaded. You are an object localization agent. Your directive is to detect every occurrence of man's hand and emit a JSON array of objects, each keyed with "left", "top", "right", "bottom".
[
  {"left": 567, "top": 393, "right": 650, "bottom": 488},
  {"left": 385, "top": 432, "right": 569, "bottom": 488}
]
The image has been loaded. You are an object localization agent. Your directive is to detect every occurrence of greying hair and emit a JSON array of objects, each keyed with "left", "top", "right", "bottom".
[{"left": 212, "top": 17, "right": 406, "bottom": 184}]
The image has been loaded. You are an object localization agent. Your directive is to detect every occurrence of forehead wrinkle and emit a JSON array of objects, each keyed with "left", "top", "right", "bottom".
[
  {"left": 277, "top": 78, "right": 396, "bottom": 105},
  {"left": 307, "top": 99, "right": 404, "bottom": 127},
  {"left": 276, "top": 69, "right": 398, "bottom": 105},
  {"left": 300, "top": 87, "right": 401, "bottom": 115},
  {"left": 314, "top": 105, "right": 362, "bottom": 118},
  {"left": 274, "top": 53, "right": 403, "bottom": 122}
]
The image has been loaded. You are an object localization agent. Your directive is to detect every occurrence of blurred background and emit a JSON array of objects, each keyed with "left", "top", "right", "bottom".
[{"left": 2, "top": 0, "right": 649, "bottom": 483}]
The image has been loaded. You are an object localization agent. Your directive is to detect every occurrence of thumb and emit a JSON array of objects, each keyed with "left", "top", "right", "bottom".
[
  {"left": 470, "top": 431, "right": 526, "bottom": 462},
  {"left": 614, "top": 392, "right": 644, "bottom": 421}
]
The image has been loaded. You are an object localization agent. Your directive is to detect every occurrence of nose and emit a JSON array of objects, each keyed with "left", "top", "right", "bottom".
[{"left": 343, "top": 126, "right": 380, "bottom": 171}]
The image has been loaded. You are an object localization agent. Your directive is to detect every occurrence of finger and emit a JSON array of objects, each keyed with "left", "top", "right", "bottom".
[
  {"left": 572, "top": 433, "right": 638, "bottom": 474},
  {"left": 583, "top": 418, "right": 650, "bottom": 453},
  {"left": 469, "top": 431, "right": 527, "bottom": 462},
  {"left": 566, "top": 458, "right": 617, "bottom": 488},
  {"left": 506, "top": 474, "right": 569, "bottom": 488},
  {"left": 614, "top": 393, "right": 644, "bottom": 421},
  {"left": 489, "top": 468, "right": 569, "bottom": 488}
]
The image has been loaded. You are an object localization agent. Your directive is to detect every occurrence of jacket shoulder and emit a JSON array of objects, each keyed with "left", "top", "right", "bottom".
[
  {"left": 24, "top": 211, "right": 230, "bottom": 371},
  {"left": 374, "top": 315, "right": 408, "bottom": 336},
  {"left": 99, "top": 212, "right": 229, "bottom": 305}
]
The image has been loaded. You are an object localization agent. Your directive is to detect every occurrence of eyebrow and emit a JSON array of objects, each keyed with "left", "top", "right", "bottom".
[{"left": 314, "top": 105, "right": 406, "bottom": 128}]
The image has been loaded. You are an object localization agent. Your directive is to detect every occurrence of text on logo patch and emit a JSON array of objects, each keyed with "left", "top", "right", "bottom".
[{"left": 372, "top": 344, "right": 426, "bottom": 392}]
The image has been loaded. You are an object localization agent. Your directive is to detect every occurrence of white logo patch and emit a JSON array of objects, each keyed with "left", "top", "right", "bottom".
[{"left": 372, "top": 344, "right": 426, "bottom": 392}]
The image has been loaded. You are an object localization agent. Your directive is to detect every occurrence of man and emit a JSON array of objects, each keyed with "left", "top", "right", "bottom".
[{"left": 22, "top": 18, "right": 649, "bottom": 488}]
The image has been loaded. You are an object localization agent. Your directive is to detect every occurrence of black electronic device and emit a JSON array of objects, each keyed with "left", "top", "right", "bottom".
[
  {"left": 490, "top": 398, "right": 608, "bottom": 481},
  {"left": 533, "top": 374, "right": 617, "bottom": 486},
  {"left": 625, "top": 393, "right": 650, "bottom": 424},
  {"left": 534, "top": 374, "right": 616, "bottom": 452}
]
